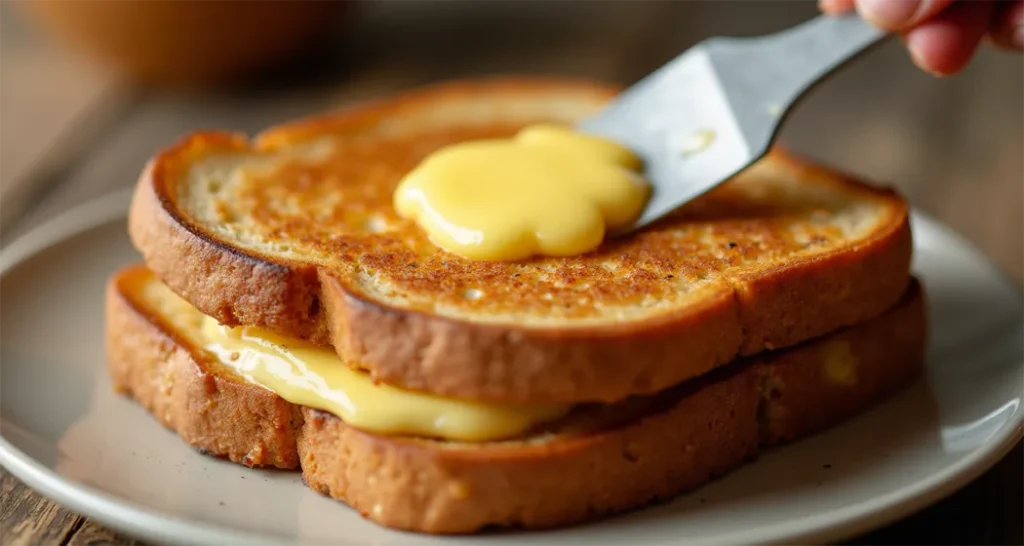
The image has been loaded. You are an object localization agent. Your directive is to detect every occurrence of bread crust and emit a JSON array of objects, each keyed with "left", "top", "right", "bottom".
[
  {"left": 106, "top": 265, "right": 926, "bottom": 534},
  {"left": 129, "top": 78, "right": 913, "bottom": 403},
  {"left": 758, "top": 278, "right": 927, "bottom": 444},
  {"left": 129, "top": 136, "right": 329, "bottom": 344},
  {"left": 732, "top": 156, "right": 914, "bottom": 356},
  {"left": 106, "top": 267, "right": 303, "bottom": 469},
  {"left": 299, "top": 370, "right": 758, "bottom": 533}
]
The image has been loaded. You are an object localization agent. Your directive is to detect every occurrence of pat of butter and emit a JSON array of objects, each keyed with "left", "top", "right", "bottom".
[
  {"left": 393, "top": 125, "right": 650, "bottom": 261},
  {"left": 200, "top": 317, "right": 569, "bottom": 441},
  {"left": 820, "top": 340, "right": 858, "bottom": 387}
]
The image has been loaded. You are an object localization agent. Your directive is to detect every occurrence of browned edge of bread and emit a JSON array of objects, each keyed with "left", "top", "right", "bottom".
[
  {"left": 105, "top": 268, "right": 303, "bottom": 469},
  {"left": 128, "top": 78, "right": 912, "bottom": 404},
  {"left": 106, "top": 264, "right": 926, "bottom": 534}
]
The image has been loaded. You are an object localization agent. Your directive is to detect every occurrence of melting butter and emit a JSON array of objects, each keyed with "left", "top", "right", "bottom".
[
  {"left": 820, "top": 340, "right": 859, "bottom": 387},
  {"left": 200, "top": 318, "right": 569, "bottom": 441},
  {"left": 393, "top": 124, "right": 650, "bottom": 261}
]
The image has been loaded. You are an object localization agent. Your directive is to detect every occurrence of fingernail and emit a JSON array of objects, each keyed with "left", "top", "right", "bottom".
[{"left": 859, "top": 0, "right": 921, "bottom": 29}]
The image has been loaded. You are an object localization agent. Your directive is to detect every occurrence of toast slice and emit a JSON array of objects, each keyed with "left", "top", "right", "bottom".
[
  {"left": 129, "top": 78, "right": 913, "bottom": 404},
  {"left": 106, "top": 265, "right": 926, "bottom": 533}
]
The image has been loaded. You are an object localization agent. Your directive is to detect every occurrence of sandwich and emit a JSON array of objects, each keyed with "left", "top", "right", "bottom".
[{"left": 107, "top": 78, "right": 926, "bottom": 534}]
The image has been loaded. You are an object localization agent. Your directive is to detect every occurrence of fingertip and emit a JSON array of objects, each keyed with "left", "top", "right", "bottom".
[
  {"left": 907, "top": 40, "right": 962, "bottom": 76},
  {"left": 990, "top": 0, "right": 1024, "bottom": 51},
  {"left": 904, "top": 1, "right": 994, "bottom": 77},
  {"left": 1012, "top": 24, "right": 1024, "bottom": 50},
  {"left": 989, "top": 25, "right": 1024, "bottom": 52},
  {"left": 909, "top": 25, "right": 978, "bottom": 75}
]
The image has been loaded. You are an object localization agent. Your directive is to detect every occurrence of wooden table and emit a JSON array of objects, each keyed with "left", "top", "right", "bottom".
[{"left": 2, "top": 2, "right": 1021, "bottom": 544}]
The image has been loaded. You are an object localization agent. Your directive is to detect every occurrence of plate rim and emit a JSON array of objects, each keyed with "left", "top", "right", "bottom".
[
  {"left": 0, "top": 190, "right": 1021, "bottom": 546},
  {"left": 0, "top": 189, "right": 288, "bottom": 546}
]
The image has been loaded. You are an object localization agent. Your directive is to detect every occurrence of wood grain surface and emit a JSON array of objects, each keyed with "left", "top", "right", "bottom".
[{"left": 1, "top": 2, "right": 1021, "bottom": 545}]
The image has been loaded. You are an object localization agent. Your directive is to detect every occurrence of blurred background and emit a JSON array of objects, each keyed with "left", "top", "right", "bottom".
[{"left": 0, "top": 0, "right": 1021, "bottom": 285}]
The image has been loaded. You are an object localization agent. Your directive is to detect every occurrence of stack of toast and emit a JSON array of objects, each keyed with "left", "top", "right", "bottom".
[{"left": 107, "top": 79, "right": 926, "bottom": 534}]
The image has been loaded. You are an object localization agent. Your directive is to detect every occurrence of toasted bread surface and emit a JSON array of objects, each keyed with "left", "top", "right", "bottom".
[
  {"left": 106, "top": 265, "right": 925, "bottom": 533},
  {"left": 130, "top": 78, "right": 912, "bottom": 403}
]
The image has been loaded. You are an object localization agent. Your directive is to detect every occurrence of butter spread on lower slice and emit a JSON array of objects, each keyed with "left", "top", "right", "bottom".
[
  {"left": 200, "top": 317, "right": 570, "bottom": 441},
  {"left": 820, "top": 339, "right": 859, "bottom": 387}
]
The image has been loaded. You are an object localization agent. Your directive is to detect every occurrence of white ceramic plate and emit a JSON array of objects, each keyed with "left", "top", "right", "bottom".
[{"left": 1, "top": 190, "right": 1021, "bottom": 546}]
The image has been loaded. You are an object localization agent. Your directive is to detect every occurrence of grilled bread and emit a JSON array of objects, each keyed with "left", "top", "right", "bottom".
[
  {"left": 106, "top": 265, "right": 926, "bottom": 533},
  {"left": 128, "top": 78, "right": 912, "bottom": 404}
]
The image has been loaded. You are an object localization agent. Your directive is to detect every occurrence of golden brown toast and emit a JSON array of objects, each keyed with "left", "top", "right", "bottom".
[
  {"left": 129, "top": 78, "right": 912, "bottom": 404},
  {"left": 106, "top": 265, "right": 926, "bottom": 533}
]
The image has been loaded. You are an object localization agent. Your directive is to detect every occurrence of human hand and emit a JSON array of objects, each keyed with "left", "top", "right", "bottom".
[{"left": 819, "top": 0, "right": 1023, "bottom": 75}]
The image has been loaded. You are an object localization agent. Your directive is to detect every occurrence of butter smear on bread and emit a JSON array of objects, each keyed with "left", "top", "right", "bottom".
[{"left": 201, "top": 317, "right": 569, "bottom": 441}]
